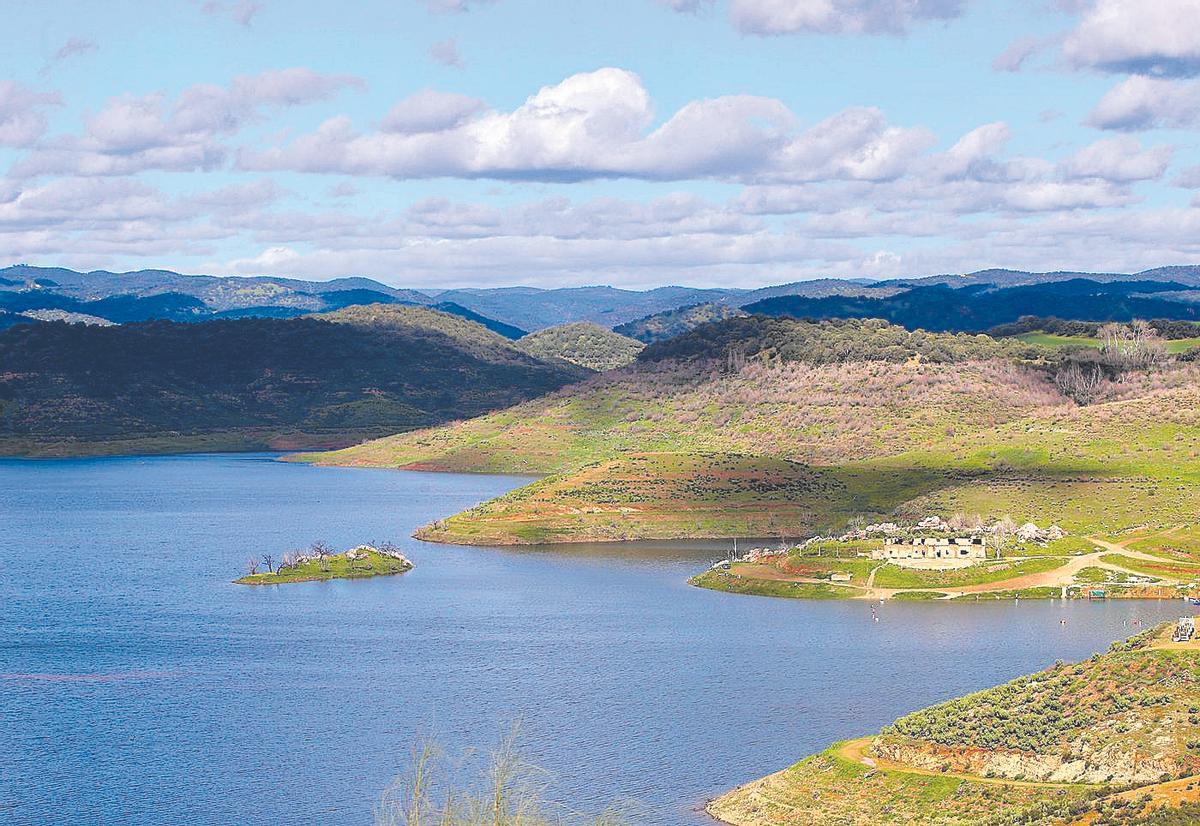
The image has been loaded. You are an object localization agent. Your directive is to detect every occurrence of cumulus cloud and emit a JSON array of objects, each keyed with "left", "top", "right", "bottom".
[
  {"left": 1062, "top": 0, "right": 1200, "bottom": 77},
  {"left": 1059, "top": 135, "right": 1172, "bottom": 182},
  {"left": 727, "top": 0, "right": 965, "bottom": 35},
  {"left": 0, "top": 82, "right": 62, "bottom": 147},
  {"left": 11, "top": 67, "right": 363, "bottom": 177},
  {"left": 239, "top": 67, "right": 934, "bottom": 183},
  {"left": 380, "top": 89, "right": 483, "bottom": 133},
  {"left": 1086, "top": 76, "right": 1200, "bottom": 130}
]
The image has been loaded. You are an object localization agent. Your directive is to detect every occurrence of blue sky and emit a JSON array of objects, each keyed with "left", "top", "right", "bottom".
[{"left": 2, "top": 0, "right": 1199, "bottom": 288}]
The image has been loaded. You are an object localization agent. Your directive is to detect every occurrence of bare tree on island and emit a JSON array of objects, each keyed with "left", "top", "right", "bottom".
[
  {"left": 311, "top": 540, "right": 333, "bottom": 572},
  {"left": 262, "top": 553, "right": 274, "bottom": 573}
]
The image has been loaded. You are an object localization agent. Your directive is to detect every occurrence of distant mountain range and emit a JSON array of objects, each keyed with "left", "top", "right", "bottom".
[
  {"left": 5, "top": 264, "right": 1200, "bottom": 335},
  {"left": 743, "top": 279, "right": 1200, "bottom": 332}
]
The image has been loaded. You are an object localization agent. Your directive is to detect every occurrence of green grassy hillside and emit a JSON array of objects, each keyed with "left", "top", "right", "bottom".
[
  {"left": 514, "top": 322, "right": 644, "bottom": 371},
  {"left": 0, "top": 305, "right": 587, "bottom": 456},
  {"left": 299, "top": 316, "right": 1200, "bottom": 548},
  {"left": 299, "top": 356, "right": 1067, "bottom": 474},
  {"left": 406, "top": 377, "right": 1200, "bottom": 545},
  {"left": 709, "top": 626, "right": 1200, "bottom": 826}
]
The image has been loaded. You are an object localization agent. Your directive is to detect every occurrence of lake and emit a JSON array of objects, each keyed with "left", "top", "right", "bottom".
[{"left": 0, "top": 453, "right": 1184, "bottom": 825}]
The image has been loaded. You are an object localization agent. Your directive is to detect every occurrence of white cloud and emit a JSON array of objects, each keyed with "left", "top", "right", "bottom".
[
  {"left": 380, "top": 90, "right": 483, "bottom": 136},
  {"left": 1086, "top": 76, "right": 1200, "bottom": 130},
  {"left": 1062, "top": 0, "right": 1200, "bottom": 77},
  {"left": 240, "top": 67, "right": 933, "bottom": 184},
  {"left": 1059, "top": 135, "right": 1172, "bottom": 182},
  {"left": 727, "top": 0, "right": 965, "bottom": 35},
  {"left": 10, "top": 68, "right": 363, "bottom": 177},
  {"left": 0, "top": 81, "right": 62, "bottom": 148},
  {"left": 991, "top": 35, "right": 1044, "bottom": 72}
]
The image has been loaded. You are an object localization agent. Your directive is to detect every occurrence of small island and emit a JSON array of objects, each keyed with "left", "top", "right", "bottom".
[{"left": 235, "top": 542, "right": 413, "bottom": 585}]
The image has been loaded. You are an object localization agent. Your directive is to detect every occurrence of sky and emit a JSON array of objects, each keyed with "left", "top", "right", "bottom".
[{"left": 2, "top": 0, "right": 1200, "bottom": 289}]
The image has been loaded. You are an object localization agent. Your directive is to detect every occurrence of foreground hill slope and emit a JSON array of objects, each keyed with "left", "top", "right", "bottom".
[
  {"left": 514, "top": 322, "right": 644, "bottom": 371},
  {"left": 709, "top": 625, "right": 1200, "bottom": 825},
  {"left": 302, "top": 318, "right": 1059, "bottom": 475},
  {"left": 0, "top": 305, "right": 586, "bottom": 456}
]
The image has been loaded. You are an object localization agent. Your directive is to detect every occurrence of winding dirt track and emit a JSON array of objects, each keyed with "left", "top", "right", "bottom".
[{"left": 730, "top": 529, "right": 1200, "bottom": 601}]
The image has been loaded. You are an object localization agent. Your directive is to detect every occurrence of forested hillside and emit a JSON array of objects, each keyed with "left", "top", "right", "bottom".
[
  {"left": 515, "top": 322, "right": 644, "bottom": 370},
  {"left": 0, "top": 306, "right": 585, "bottom": 456},
  {"left": 614, "top": 302, "right": 748, "bottom": 343},
  {"left": 639, "top": 316, "right": 1039, "bottom": 364}
]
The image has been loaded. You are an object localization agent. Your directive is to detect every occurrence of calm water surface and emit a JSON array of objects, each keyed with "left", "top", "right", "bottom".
[{"left": 0, "top": 454, "right": 1185, "bottom": 825}]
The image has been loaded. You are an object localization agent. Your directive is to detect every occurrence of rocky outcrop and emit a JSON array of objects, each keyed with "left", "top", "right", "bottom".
[{"left": 872, "top": 736, "right": 1180, "bottom": 786}]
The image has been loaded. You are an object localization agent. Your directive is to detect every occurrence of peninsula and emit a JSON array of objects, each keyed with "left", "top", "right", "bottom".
[{"left": 709, "top": 621, "right": 1200, "bottom": 825}]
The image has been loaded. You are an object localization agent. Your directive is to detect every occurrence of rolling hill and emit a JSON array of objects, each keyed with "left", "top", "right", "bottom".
[
  {"left": 514, "top": 322, "right": 644, "bottom": 371},
  {"left": 301, "top": 315, "right": 1200, "bottom": 547},
  {"left": 0, "top": 305, "right": 586, "bottom": 456},
  {"left": 613, "top": 302, "right": 748, "bottom": 343},
  {"left": 298, "top": 318, "right": 1062, "bottom": 476}
]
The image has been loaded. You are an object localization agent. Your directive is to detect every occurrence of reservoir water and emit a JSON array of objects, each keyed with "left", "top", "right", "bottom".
[{"left": 0, "top": 453, "right": 1185, "bottom": 825}]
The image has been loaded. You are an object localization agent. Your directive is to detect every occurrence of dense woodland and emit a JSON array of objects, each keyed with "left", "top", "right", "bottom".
[
  {"left": 515, "top": 322, "right": 644, "bottom": 371},
  {"left": 0, "top": 306, "right": 584, "bottom": 451},
  {"left": 639, "top": 316, "right": 1042, "bottom": 365},
  {"left": 614, "top": 302, "right": 748, "bottom": 343}
]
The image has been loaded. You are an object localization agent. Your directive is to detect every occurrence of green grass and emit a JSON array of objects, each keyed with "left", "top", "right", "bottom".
[
  {"left": 299, "top": 357, "right": 1070, "bottom": 475},
  {"left": 871, "top": 556, "right": 1067, "bottom": 589},
  {"left": 235, "top": 549, "right": 412, "bottom": 585},
  {"left": 959, "top": 586, "right": 1063, "bottom": 600},
  {"left": 1099, "top": 554, "right": 1200, "bottom": 580},
  {"left": 689, "top": 570, "right": 860, "bottom": 600},
  {"left": 1015, "top": 331, "right": 1200, "bottom": 354},
  {"left": 1127, "top": 525, "right": 1200, "bottom": 561},
  {"left": 892, "top": 590, "right": 948, "bottom": 601},
  {"left": 708, "top": 743, "right": 1093, "bottom": 826}
]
